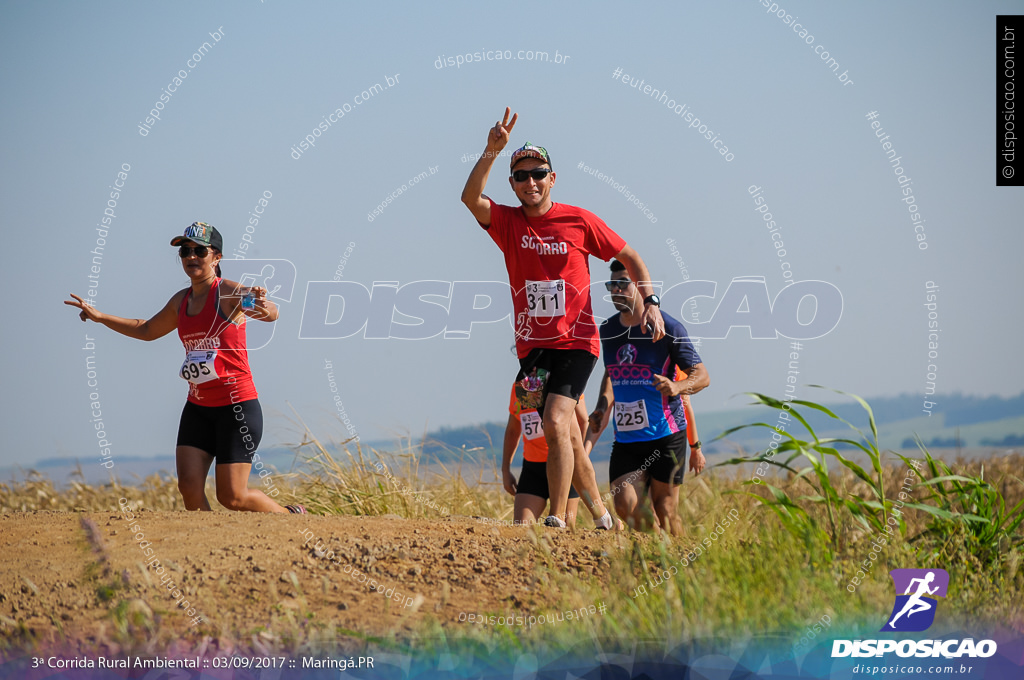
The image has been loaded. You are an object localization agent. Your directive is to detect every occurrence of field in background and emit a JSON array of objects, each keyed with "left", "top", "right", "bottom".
[
  {"left": 1, "top": 448, "right": 1021, "bottom": 663},
  {"left": 1, "top": 390, "right": 1022, "bottom": 676},
  {"left": 10, "top": 392, "right": 1022, "bottom": 489}
]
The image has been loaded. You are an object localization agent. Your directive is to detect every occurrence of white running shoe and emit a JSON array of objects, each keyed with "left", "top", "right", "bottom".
[{"left": 544, "top": 515, "right": 567, "bottom": 529}]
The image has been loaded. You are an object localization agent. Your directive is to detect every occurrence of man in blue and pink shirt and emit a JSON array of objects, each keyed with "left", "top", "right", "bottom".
[{"left": 588, "top": 260, "right": 709, "bottom": 535}]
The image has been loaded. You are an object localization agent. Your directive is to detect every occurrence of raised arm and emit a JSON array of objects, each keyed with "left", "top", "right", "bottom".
[
  {"left": 461, "top": 106, "right": 517, "bottom": 226},
  {"left": 613, "top": 244, "right": 665, "bottom": 340},
  {"left": 65, "top": 291, "right": 183, "bottom": 341}
]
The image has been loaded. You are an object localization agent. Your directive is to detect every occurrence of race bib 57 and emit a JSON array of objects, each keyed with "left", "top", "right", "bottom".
[{"left": 520, "top": 411, "right": 544, "bottom": 440}]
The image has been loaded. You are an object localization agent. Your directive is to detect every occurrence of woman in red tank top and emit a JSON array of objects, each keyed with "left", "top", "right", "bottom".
[{"left": 65, "top": 222, "right": 306, "bottom": 514}]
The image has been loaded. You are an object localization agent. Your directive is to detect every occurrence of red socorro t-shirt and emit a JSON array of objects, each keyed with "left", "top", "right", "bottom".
[{"left": 484, "top": 199, "right": 626, "bottom": 358}]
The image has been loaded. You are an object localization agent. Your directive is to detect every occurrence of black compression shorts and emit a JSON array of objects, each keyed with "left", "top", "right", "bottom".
[
  {"left": 176, "top": 399, "right": 263, "bottom": 465},
  {"left": 517, "top": 459, "right": 579, "bottom": 500},
  {"left": 609, "top": 430, "right": 687, "bottom": 486},
  {"left": 516, "top": 348, "right": 597, "bottom": 405}
]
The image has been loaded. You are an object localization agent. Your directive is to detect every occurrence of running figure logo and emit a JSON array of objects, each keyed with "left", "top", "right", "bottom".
[
  {"left": 616, "top": 343, "right": 637, "bottom": 365},
  {"left": 881, "top": 568, "right": 949, "bottom": 632}
]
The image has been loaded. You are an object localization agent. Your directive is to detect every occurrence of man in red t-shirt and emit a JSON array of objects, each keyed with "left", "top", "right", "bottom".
[{"left": 461, "top": 107, "right": 665, "bottom": 528}]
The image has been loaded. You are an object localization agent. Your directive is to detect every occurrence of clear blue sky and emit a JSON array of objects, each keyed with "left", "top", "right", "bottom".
[{"left": 2, "top": 0, "right": 1021, "bottom": 468}]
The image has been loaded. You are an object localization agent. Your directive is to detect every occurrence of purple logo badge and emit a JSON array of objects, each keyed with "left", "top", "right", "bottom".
[{"left": 882, "top": 568, "right": 948, "bottom": 632}]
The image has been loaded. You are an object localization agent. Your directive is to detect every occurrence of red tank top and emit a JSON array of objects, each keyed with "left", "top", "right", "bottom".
[{"left": 177, "top": 278, "right": 258, "bottom": 407}]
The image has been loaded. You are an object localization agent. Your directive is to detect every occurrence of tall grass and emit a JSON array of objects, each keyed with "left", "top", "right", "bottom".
[
  {"left": 284, "top": 421, "right": 512, "bottom": 521},
  {"left": 713, "top": 388, "right": 902, "bottom": 556},
  {"left": 900, "top": 438, "right": 1024, "bottom": 567},
  {"left": 2, "top": 392, "right": 1022, "bottom": 657},
  {"left": 0, "top": 465, "right": 182, "bottom": 513}
]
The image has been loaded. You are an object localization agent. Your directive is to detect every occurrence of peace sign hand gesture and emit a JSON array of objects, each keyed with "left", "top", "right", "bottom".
[
  {"left": 65, "top": 293, "right": 104, "bottom": 323},
  {"left": 486, "top": 106, "right": 518, "bottom": 157}
]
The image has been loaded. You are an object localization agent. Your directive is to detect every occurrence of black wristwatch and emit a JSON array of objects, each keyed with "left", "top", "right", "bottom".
[
  {"left": 643, "top": 294, "right": 661, "bottom": 307},
  {"left": 690, "top": 440, "right": 701, "bottom": 450}
]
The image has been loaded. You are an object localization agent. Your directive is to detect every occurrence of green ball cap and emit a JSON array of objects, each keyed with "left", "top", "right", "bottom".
[
  {"left": 510, "top": 142, "right": 551, "bottom": 170},
  {"left": 170, "top": 222, "right": 223, "bottom": 251}
]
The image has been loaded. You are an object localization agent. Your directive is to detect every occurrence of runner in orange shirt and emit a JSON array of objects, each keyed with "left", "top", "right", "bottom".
[{"left": 501, "top": 372, "right": 597, "bottom": 526}]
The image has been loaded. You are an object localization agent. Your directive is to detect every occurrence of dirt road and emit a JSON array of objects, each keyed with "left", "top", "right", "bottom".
[{"left": 0, "top": 509, "right": 628, "bottom": 653}]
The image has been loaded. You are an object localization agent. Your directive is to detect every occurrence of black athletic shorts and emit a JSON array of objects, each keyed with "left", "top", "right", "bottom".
[
  {"left": 609, "top": 431, "right": 688, "bottom": 486},
  {"left": 176, "top": 399, "right": 263, "bottom": 465},
  {"left": 517, "top": 459, "right": 579, "bottom": 500},
  {"left": 516, "top": 348, "right": 597, "bottom": 405}
]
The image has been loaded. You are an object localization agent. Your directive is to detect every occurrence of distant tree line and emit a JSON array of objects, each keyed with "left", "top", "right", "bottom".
[
  {"left": 978, "top": 434, "right": 1024, "bottom": 447},
  {"left": 805, "top": 392, "right": 1023, "bottom": 430},
  {"left": 900, "top": 434, "right": 1024, "bottom": 448},
  {"left": 420, "top": 393, "right": 1024, "bottom": 461}
]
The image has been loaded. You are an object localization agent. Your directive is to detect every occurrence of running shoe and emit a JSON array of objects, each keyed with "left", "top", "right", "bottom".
[
  {"left": 284, "top": 504, "right": 307, "bottom": 514},
  {"left": 594, "top": 510, "right": 613, "bottom": 530},
  {"left": 544, "top": 515, "right": 567, "bottom": 529}
]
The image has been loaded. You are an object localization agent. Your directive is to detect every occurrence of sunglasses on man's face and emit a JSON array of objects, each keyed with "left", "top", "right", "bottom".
[
  {"left": 605, "top": 279, "right": 632, "bottom": 291},
  {"left": 512, "top": 168, "right": 553, "bottom": 182},
  {"left": 178, "top": 245, "right": 210, "bottom": 258}
]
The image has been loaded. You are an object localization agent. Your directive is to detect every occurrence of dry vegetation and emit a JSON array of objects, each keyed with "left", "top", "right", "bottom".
[{"left": 1, "top": 418, "right": 1022, "bottom": 662}]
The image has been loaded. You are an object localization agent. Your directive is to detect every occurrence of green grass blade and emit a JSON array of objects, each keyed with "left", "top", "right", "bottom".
[
  {"left": 740, "top": 393, "right": 819, "bottom": 442},
  {"left": 808, "top": 385, "right": 879, "bottom": 442}
]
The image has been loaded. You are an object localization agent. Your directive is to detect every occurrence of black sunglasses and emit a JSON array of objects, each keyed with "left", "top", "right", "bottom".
[
  {"left": 178, "top": 245, "right": 210, "bottom": 258},
  {"left": 605, "top": 279, "right": 632, "bottom": 291},
  {"left": 512, "top": 168, "right": 553, "bottom": 182}
]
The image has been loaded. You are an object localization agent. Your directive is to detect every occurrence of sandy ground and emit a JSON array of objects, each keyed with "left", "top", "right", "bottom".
[{"left": 0, "top": 510, "right": 629, "bottom": 652}]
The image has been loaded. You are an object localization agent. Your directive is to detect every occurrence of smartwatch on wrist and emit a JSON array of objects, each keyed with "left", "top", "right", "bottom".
[{"left": 643, "top": 294, "right": 661, "bottom": 307}]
